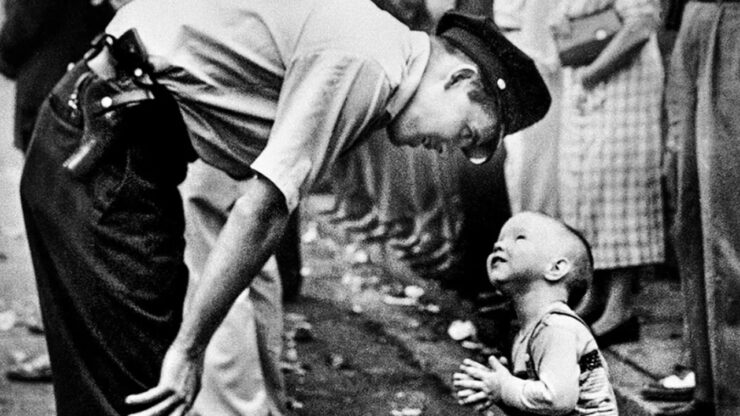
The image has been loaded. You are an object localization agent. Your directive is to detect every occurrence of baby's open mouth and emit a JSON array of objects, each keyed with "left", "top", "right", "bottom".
[{"left": 491, "top": 255, "right": 506, "bottom": 264}]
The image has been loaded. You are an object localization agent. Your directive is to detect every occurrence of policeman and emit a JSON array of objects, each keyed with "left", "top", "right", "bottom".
[{"left": 19, "top": 0, "right": 550, "bottom": 415}]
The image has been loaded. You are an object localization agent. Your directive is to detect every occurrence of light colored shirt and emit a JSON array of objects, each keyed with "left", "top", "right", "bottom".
[
  {"left": 502, "top": 302, "right": 618, "bottom": 415},
  {"left": 106, "top": 0, "right": 430, "bottom": 211},
  {"left": 492, "top": 0, "right": 527, "bottom": 30}
]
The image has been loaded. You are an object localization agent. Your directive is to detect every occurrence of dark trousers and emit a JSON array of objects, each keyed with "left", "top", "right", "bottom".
[{"left": 20, "top": 62, "right": 191, "bottom": 415}]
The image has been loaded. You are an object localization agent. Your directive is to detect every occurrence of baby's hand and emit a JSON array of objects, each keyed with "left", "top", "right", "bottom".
[
  {"left": 454, "top": 357, "right": 513, "bottom": 409},
  {"left": 454, "top": 359, "right": 497, "bottom": 404},
  {"left": 452, "top": 370, "right": 477, "bottom": 402}
]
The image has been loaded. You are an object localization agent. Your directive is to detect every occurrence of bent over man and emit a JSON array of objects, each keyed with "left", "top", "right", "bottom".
[{"left": 19, "top": 0, "right": 550, "bottom": 414}]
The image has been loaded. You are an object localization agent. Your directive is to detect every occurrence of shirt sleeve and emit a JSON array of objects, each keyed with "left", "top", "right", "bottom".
[
  {"left": 250, "top": 51, "right": 392, "bottom": 212},
  {"left": 500, "top": 321, "right": 581, "bottom": 415}
]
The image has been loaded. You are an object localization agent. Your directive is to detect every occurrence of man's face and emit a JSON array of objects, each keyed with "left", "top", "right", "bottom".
[
  {"left": 487, "top": 213, "right": 559, "bottom": 289},
  {"left": 386, "top": 79, "right": 499, "bottom": 157}
]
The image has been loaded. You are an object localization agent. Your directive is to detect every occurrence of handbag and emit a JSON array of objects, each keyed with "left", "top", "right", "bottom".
[{"left": 553, "top": 7, "right": 622, "bottom": 67}]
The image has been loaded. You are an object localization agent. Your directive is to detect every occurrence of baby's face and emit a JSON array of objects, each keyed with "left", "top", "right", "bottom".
[{"left": 487, "top": 213, "right": 561, "bottom": 286}]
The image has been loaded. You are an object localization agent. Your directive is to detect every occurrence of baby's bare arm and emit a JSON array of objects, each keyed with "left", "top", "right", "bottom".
[{"left": 501, "top": 325, "right": 581, "bottom": 414}]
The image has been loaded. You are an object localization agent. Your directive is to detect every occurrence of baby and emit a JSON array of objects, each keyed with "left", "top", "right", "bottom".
[{"left": 453, "top": 212, "right": 618, "bottom": 415}]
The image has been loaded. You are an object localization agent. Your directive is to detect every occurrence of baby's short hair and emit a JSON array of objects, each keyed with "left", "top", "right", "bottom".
[{"left": 556, "top": 221, "right": 594, "bottom": 306}]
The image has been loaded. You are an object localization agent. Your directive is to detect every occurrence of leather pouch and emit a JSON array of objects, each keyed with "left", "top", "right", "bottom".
[{"left": 554, "top": 7, "right": 622, "bottom": 67}]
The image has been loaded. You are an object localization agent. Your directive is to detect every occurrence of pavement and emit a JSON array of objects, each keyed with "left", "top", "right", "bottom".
[
  {"left": 0, "top": 73, "right": 688, "bottom": 415},
  {"left": 0, "top": 66, "right": 56, "bottom": 415}
]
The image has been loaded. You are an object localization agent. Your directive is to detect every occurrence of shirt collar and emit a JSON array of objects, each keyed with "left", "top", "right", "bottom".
[{"left": 384, "top": 31, "right": 431, "bottom": 120}]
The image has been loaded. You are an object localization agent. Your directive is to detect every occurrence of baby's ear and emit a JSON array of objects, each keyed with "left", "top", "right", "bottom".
[{"left": 544, "top": 258, "right": 571, "bottom": 282}]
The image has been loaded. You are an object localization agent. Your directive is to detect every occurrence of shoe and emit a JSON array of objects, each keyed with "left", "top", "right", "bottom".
[
  {"left": 642, "top": 385, "right": 694, "bottom": 402},
  {"left": 642, "top": 371, "right": 695, "bottom": 402},
  {"left": 656, "top": 400, "right": 714, "bottom": 416},
  {"left": 593, "top": 316, "right": 640, "bottom": 347},
  {"left": 6, "top": 353, "right": 52, "bottom": 383}
]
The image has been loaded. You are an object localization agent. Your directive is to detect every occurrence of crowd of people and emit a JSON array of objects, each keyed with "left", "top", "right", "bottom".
[{"left": 1, "top": 0, "right": 738, "bottom": 415}]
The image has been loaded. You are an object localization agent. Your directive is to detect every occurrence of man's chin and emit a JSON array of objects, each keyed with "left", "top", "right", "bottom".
[
  {"left": 387, "top": 131, "right": 422, "bottom": 149},
  {"left": 385, "top": 125, "right": 404, "bottom": 146},
  {"left": 386, "top": 120, "right": 418, "bottom": 147},
  {"left": 386, "top": 133, "right": 402, "bottom": 146}
]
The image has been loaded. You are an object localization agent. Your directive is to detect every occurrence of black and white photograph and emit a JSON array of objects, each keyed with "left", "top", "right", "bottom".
[{"left": 0, "top": 0, "right": 737, "bottom": 415}]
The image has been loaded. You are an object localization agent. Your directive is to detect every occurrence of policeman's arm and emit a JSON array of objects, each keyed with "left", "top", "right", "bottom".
[
  {"left": 177, "top": 173, "right": 288, "bottom": 355},
  {"left": 126, "top": 51, "right": 390, "bottom": 416},
  {"left": 126, "top": 174, "right": 288, "bottom": 416}
]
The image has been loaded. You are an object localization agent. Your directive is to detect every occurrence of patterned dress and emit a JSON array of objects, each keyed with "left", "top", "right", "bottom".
[{"left": 555, "top": 0, "right": 665, "bottom": 269}]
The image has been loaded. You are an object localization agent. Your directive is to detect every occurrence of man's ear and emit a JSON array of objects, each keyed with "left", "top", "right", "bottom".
[
  {"left": 544, "top": 258, "right": 571, "bottom": 282},
  {"left": 444, "top": 64, "right": 478, "bottom": 89}
]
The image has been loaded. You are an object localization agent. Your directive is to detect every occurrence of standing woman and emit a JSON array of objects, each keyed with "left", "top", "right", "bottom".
[
  {"left": 554, "top": 0, "right": 665, "bottom": 343},
  {"left": 494, "top": 0, "right": 563, "bottom": 218}
]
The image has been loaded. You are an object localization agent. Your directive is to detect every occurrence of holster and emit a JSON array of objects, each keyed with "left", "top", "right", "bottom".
[{"left": 62, "top": 29, "right": 157, "bottom": 178}]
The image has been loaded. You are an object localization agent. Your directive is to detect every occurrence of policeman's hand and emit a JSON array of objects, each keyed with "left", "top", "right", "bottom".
[{"left": 125, "top": 344, "right": 204, "bottom": 416}]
